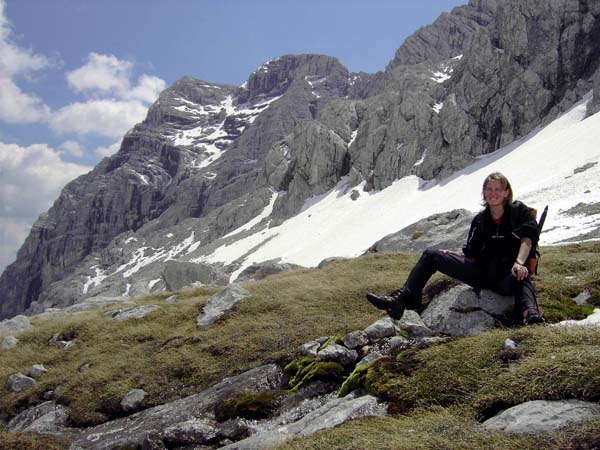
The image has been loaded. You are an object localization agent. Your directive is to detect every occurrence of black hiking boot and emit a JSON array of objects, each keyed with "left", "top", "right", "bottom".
[
  {"left": 365, "top": 289, "right": 408, "bottom": 320},
  {"left": 523, "top": 309, "right": 545, "bottom": 326}
]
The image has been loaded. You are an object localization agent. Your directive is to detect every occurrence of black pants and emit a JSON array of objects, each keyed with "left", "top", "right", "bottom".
[{"left": 403, "top": 249, "right": 539, "bottom": 314}]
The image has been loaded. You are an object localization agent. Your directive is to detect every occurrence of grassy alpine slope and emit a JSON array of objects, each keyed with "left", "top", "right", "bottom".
[{"left": 0, "top": 243, "right": 599, "bottom": 449}]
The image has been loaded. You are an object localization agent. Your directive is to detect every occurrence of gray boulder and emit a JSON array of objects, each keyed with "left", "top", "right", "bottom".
[
  {"left": 316, "top": 343, "right": 358, "bottom": 366},
  {"left": 196, "top": 283, "right": 251, "bottom": 328},
  {"left": 235, "top": 260, "right": 304, "bottom": 282},
  {"left": 1, "top": 335, "right": 18, "bottom": 350},
  {"left": 7, "top": 401, "right": 77, "bottom": 437},
  {"left": 5, "top": 373, "right": 36, "bottom": 392},
  {"left": 121, "top": 389, "right": 147, "bottom": 412},
  {"left": 0, "top": 315, "right": 31, "bottom": 335},
  {"left": 162, "top": 260, "right": 229, "bottom": 290},
  {"left": 28, "top": 364, "right": 48, "bottom": 379},
  {"left": 395, "top": 310, "right": 436, "bottom": 338},
  {"left": 421, "top": 284, "right": 514, "bottom": 336},
  {"left": 368, "top": 209, "right": 474, "bottom": 253},
  {"left": 364, "top": 317, "right": 397, "bottom": 342},
  {"left": 104, "top": 305, "right": 159, "bottom": 322},
  {"left": 71, "top": 364, "right": 284, "bottom": 450},
  {"left": 482, "top": 400, "right": 600, "bottom": 435},
  {"left": 298, "top": 339, "right": 324, "bottom": 358},
  {"left": 341, "top": 330, "right": 369, "bottom": 349}
]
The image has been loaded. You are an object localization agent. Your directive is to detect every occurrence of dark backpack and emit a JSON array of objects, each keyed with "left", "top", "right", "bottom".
[{"left": 527, "top": 205, "right": 548, "bottom": 275}]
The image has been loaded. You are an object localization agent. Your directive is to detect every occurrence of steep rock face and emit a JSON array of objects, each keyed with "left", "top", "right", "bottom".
[
  {"left": 386, "top": 0, "right": 497, "bottom": 71},
  {"left": 0, "top": 55, "right": 353, "bottom": 318}
]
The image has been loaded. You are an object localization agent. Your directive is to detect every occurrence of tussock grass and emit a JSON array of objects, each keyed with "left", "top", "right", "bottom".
[
  {"left": 0, "top": 242, "right": 599, "bottom": 449},
  {"left": 0, "top": 253, "right": 412, "bottom": 426},
  {"left": 0, "top": 431, "right": 70, "bottom": 450}
]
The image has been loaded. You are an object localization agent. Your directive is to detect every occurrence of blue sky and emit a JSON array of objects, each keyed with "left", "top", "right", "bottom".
[{"left": 0, "top": 0, "right": 465, "bottom": 272}]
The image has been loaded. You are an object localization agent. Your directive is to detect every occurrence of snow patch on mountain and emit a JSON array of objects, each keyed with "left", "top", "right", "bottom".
[{"left": 199, "top": 94, "right": 600, "bottom": 281}]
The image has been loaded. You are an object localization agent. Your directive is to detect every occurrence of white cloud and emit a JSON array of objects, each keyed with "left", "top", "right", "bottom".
[
  {"left": 0, "top": 0, "right": 51, "bottom": 124},
  {"left": 67, "top": 52, "right": 133, "bottom": 96},
  {"left": 59, "top": 140, "right": 84, "bottom": 158},
  {"left": 50, "top": 99, "right": 148, "bottom": 138},
  {"left": 0, "top": 76, "right": 50, "bottom": 123},
  {"left": 127, "top": 74, "right": 166, "bottom": 103},
  {"left": 0, "top": 142, "right": 91, "bottom": 272},
  {"left": 95, "top": 140, "right": 121, "bottom": 157},
  {"left": 55, "top": 53, "right": 165, "bottom": 138}
]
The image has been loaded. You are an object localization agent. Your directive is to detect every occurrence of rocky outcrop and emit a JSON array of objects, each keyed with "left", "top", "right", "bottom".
[
  {"left": 234, "top": 260, "right": 304, "bottom": 282},
  {"left": 196, "top": 284, "right": 251, "bottom": 328},
  {"left": 482, "top": 400, "right": 600, "bottom": 434},
  {"left": 368, "top": 209, "right": 474, "bottom": 253},
  {"left": 0, "top": 315, "right": 31, "bottom": 335},
  {"left": 7, "top": 401, "right": 78, "bottom": 437},
  {"left": 421, "top": 285, "right": 515, "bottom": 336},
  {"left": 71, "top": 364, "right": 284, "bottom": 450}
]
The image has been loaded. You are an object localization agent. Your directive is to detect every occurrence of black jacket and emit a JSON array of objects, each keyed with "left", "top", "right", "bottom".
[{"left": 462, "top": 201, "right": 540, "bottom": 275}]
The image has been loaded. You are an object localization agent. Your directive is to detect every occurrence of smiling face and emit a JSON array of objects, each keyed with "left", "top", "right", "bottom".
[{"left": 484, "top": 179, "right": 510, "bottom": 207}]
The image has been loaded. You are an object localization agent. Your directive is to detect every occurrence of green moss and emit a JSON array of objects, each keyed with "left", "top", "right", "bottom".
[
  {"left": 286, "top": 359, "right": 345, "bottom": 392},
  {"left": 319, "top": 335, "right": 343, "bottom": 350},
  {"left": 214, "top": 390, "right": 283, "bottom": 422},
  {"left": 339, "top": 364, "right": 370, "bottom": 397}
]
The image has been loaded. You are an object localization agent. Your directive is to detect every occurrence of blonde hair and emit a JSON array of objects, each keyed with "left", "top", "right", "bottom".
[{"left": 482, "top": 172, "right": 513, "bottom": 206}]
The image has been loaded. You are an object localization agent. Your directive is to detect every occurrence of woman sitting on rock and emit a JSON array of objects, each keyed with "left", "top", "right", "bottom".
[{"left": 366, "top": 171, "right": 544, "bottom": 326}]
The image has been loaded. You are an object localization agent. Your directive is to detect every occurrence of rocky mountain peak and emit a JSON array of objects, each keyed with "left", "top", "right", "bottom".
[{"left": 241, "top": 54, "right": 350, "bottom": 102}]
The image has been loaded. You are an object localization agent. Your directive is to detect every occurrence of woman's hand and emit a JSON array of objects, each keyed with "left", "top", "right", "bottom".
[{"left": 511, "top": 261, "right": 529, "bottom": 280}]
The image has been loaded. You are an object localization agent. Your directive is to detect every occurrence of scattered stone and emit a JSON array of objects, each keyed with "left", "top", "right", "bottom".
[
  {"left": 342, "top": 330, "right": 369, "bottom": 349},
  {"left": 422, "top": 285, "right": 513, "bottom": 336},
  {"left": 121, "top": 389, "right": 147, "bottom": 412},
  {"left": 395, "top": 310, "right": 436, "bottom": 337},
  {"left": 235, "top": 260, "right": 304, "bottom": 282},
  {"left": 364, "top": 317, "right": 397, "bottom": 342},
  {"left": 79, "top": 363, "right": 91, "bottom": 373},
  {"left": 317, "top": 343, "right": 358, "bottom": 366},
  {"left": 5, "top": 373, "right": 36, "bottom": 392},
  {"left": 28, "top": 364, "right": 48, "bottom": 379},
  {"left": 482, "top": 400, "right": 600, "bottom": 434},
  {"left": 104, "top": 305, "right": 159, "bottom": 321},
  {"left": 574, "top": 289, "right": 592, "bottom": 306},
  {"left": 385, "top": 335, "right": 410, "bottom": 353},
  {"left": 0, "top": 315, "right": 32, "bottom": 335},
  {"left": 317, "top": 257, "right": 349, "bottom": 269},
  {"left": 7, "top": 401, "right": 76, "bottom": 436},
  {"left": 163, "top": 294, "right": 178, "bottom": 303},
  {"left": 1, "top": 335, "right": 18, "bottom": 350},
  {"left": 196, "top": 284, "right": 251, "bottom": 328},
  {"left": 298, "top": 340, "right": 321, "bottom": 358},
  {"left": 71, "top": 364, "right": 284, "bottom": 449},
  {"left": 504, "top": 339, "right": 518, "bottom": 351},
  {"left": 48, "top": 334, "right": 75, "bottom": 349},
  {"left": 161, "top": 418, "right": 218, "bottom": 445}
]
